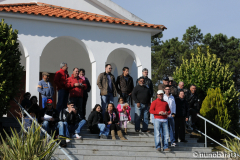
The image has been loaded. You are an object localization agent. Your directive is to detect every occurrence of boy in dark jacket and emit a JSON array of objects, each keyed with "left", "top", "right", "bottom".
[
  {"left": 59, "top": 101, "right": 86, "bottom": 142},
  {"left": 39, "top": 99, "right": 59, "bottom": 135},
  {"left": 175, "top": 91, "right": 189, "bottom": 143}
]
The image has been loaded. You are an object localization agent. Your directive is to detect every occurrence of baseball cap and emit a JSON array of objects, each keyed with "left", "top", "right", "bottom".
[
  {"left": 169, "top": 77, "right": 174, "bottom": 81},
  {"left": 47, "top": 99, "right": 53, "bottom": 105},
  {"left": 42, "top": 72, "right": 50, "bottom": 76},
  {"left": 157, "top": 90, "right": 164, "bottom": 95},
  {"left": 163, "top": 76, "right": 169, "bottom": 81}
]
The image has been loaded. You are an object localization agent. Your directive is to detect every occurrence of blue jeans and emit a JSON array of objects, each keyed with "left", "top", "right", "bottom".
[
  {"left": 101, "top": 93, "right": 114, "bottom": 117},
  {"left": 42, "top": 121, "right": 60, "bottom": 135},
  {"left": 134, "top": 103, "right": 149, "bottom": 131},
  {"left": 42, "top": 97, "right": 53, "bottom": 109},
  {"left": 154, "top": 119, "right": 169, "bottom": 149},
  {"left": 56, "top": 89, "right": 69, "bottom": 113},
  {"left": 168, "top": 117, "right": 175, "bottom": 144},
  {"left": 59, "top": 120, "right": 86, "bottom": 138},
  {"left": 151, "top": 114, "right": 155, "bottom": 125},
  {"left": 98, "top": 123, "right": 110, "bottom": 137},
  {"left": 70, "top": 97, "right": 83, "bottom": 116}
]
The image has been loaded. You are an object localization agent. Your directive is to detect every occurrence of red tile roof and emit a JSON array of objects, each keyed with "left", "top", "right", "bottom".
[{"left": 0, "top": 2, "right": 166, "bottom": 30}]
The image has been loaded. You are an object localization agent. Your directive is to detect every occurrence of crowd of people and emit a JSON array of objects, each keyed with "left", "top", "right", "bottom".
[{"left": 20, "top": 62, "right": 200, "bottom": 151}]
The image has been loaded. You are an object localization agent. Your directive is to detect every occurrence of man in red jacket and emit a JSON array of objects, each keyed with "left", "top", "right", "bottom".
[
  {"left": 54, "top": 62, "right": 69, "bottom": 113},
  {"left": 150, "top": 90, "right": 171, "bottom": 152},
  {"left": 66, "top": 68, "right": 87, "bottom": 117}
]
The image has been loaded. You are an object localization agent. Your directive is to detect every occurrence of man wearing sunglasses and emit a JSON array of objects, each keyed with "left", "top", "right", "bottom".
[{"left": 97, "top": 64, "right": 117, "bottom": 117}]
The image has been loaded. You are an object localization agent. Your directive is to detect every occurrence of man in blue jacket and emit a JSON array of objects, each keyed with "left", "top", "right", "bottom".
[{"left": 38, "top": 72, "right": 55, "bottom": 108}]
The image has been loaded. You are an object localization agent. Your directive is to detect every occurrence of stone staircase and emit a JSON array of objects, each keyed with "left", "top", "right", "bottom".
[{"left": 53, "top": 123, "right": 224, "bottom": 160}]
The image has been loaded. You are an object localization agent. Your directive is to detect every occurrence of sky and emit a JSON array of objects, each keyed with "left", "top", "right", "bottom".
[{"left": 111, "top": 0, "right": 240, "bottom": 41}]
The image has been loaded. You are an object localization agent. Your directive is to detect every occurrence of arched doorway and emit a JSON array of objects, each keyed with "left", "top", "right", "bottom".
[
  {"left": 40, "top": 36, "right": 93, "bottom": 118},
  {"left": 106, "top": 48, "right": 141, "bottom": 121}
]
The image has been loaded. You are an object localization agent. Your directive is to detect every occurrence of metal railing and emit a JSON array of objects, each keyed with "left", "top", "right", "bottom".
[
  {"left": 196, "top": 114, "right": 240, "bottom": 156},
  {"left": 13, "top": 98, "right": 73, "bottom": 160}
]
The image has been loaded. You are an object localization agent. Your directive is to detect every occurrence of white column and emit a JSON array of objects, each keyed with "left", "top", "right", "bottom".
[
  {"left": 26, "top": 55, "right": 40, "bottom": 99},
  {"left": 137, "top": 65, "right": 143, "bottom": 79},
  {"left": 91, "top": 61, "right": 97, "bottom": 108}
]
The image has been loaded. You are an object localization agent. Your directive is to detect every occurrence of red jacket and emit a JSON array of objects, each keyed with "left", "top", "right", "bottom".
[
  {"left": 54, "top": 69, "right": 69, "bottom": 91},
  {"left": 66, "top": 74, "right": 87, "bottom": 98},
  {"left": 149, "top": 98, "right": 171, "bottom": 119}
]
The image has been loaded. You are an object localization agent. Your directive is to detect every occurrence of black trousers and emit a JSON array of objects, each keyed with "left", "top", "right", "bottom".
[
  {"left": 175, "top": 116, "right": 185, "bottom": 141},
  {"left": 189, "top": 108, "right": 198, "bottom": 125},
  {"left": 82, "top": 96, "right": 88, "bottom": 119},
  {"left": 110, "top": 124, "right": 121, "bottom": 131}
]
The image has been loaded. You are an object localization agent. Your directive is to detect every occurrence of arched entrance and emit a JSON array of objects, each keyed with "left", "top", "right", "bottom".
[
  {"left": 40, "top": 36, "right": 93, "bottom": 117},
  {"left": 106, "top": 48, "right": 141, "bottom": 121}
]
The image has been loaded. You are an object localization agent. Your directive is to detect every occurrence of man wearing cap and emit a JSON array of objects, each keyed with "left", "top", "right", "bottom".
[
  {"left": 59, "top": 101, "right": 86, "bottom": 142},
  {"left": 54, "top": 62, "right": 69, "bottom": 113},
  {"left": 132, "top": 77, "right": 151, "bottom": 132},
  {"left": 150, "top": 90, "right": 171, "bottom": 152},
  {"left": 66, "top": 68, "right": 87, "bottom": 117},
  {"left": 39, "top": 99, "right": 60, "bottom": 135},
  {"left": 168, "top": 77, "right": 178, "bottom": 97},
  {"left": 158, "top": 76, "right": 169, "bottom": 91},
  {"left": 38, "top": 72, "right": 55, "bottom": 109}
]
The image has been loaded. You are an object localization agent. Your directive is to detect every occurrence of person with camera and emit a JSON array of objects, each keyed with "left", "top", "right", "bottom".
[
  {"left": 149, "top": 90, "right": 171, "bottom": 152},
  {"left": 66, "top": 68, "right": 87, "bottom": 117},
  {"left": 186, "top": 85, "right": 200, "bottom": 130},
  {"left": 59, "top": 101, "right": 86, "bottom": 142}
]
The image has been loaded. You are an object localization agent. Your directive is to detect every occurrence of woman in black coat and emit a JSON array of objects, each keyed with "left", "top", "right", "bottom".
[
  {"left": 88, "top": 104, "right": 109, "bottom": 139},
  {"left": 104, "top": 103, "right": 127, "bottom": 140}
]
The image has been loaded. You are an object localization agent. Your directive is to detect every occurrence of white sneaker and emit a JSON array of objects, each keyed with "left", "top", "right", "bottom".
[
  {"left": 171, "top": 143, "right": 176, "bottom": 147},
  {"left": 72, "top": 133, "right": 81, "bottom": 139},
  {"left": 66, "top": 138, "right": 70, "bottom": 143}
]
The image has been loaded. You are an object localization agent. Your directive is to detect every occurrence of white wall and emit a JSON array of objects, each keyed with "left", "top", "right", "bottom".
[{"left": 2, "top": 15, "right": 152, "bottom": 113}]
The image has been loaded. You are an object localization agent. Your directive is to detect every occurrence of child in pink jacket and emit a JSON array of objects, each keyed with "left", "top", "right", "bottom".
[{"left": 117, "top": 97, "right": 131, "bottom": 134}]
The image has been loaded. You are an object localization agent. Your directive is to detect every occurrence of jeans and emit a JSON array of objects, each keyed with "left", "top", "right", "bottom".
[
  {"left": 134, "top": 103, "right": 149, "bottom": 131},
  {"left": 168, "top": 117, "right": 175, "bottom": 144},
  {"left": 98, "top": 123, "right": 110, "bottom": 137},
  {"left": 56, "top": 89, "right": 69, "bottom": 113},
  {"left": 154, "top": 120, "right": 169, "bottom": 149},
  {"left": 120, "top": 93, "right": 130, "bottom": 103},
  {"left": 59, "top": 120, "right": 86, "bottom": 138},
  {"left": 70, "top": 97, "right": 83, "bottom": 116},
  {"left": 42, "top": 121, "right": 59, "bottom": 135},
  {"left": 101, "top": 93, "right": 114, "bottom": 117},
  {"left": 42, "top": 97, "right": 53, "bottom": 109},
  {"left": 151, "top": 114, "right": 155, "bottom": 125}
]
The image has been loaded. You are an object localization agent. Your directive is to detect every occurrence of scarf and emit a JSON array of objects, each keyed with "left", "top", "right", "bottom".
[
  {"left": 108, "top": 111, "right": 116, "bottom": 122},
  {"left": 79, "top": 76, "right": 85, "bottom": 81}
]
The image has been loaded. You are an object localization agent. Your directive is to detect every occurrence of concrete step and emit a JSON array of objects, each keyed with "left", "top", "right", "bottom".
[
  {"left": 56, "top": 145, "right": 212, "bottom": 152},
  {"left": 53, "top": 151, "right": 225, "bottom": 160},
  {"left": 68, "top": 139, "right": 205, "bottom": 147}
]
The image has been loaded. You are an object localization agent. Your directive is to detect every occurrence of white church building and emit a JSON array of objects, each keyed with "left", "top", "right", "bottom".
[{"left": 0, "top": 0, "right": 166, "bottom": 117}]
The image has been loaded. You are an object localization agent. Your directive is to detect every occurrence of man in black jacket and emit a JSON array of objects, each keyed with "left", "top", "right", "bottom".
[
  {"left": 39, "top": 99, "right": 59, "bottom": 135},
  {"left": 59, "top": 101, "right": 86, "bottom": 142},
  {"left": 136, "top": 68, "right": 153, "bottom": 97},
  {"left": 186, "top": 85, "right": 200, "bottom": 130},
  {"left": 132, "top": 77, "right": 151, "bottom": 132},
  {"left": 116, "top": 67, "right": 134, "bottom": 103},
  {"left": 175, "top": 91, "right": 189, "bottom": 143}
]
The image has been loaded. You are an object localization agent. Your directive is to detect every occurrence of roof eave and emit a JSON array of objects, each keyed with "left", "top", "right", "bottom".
[{"left": 0, "top": 12, "right": 164, "bottom": 35}]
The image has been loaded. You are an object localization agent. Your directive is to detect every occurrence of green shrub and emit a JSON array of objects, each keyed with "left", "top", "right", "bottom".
[
  {"left": 0, "top": 19, "right": 24, "bottom": 117},
  {"left": 224, "top": 135, "right": 240, "bottom": 159},
  {"left": 0, "top": 119, "right": 59, "bottom": 160},
  {"left": 200, "top": 88, "right": 231, "bottom": 139},
  {"left": 174, "top": 47, "right": 240, "bottom": 134}
]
